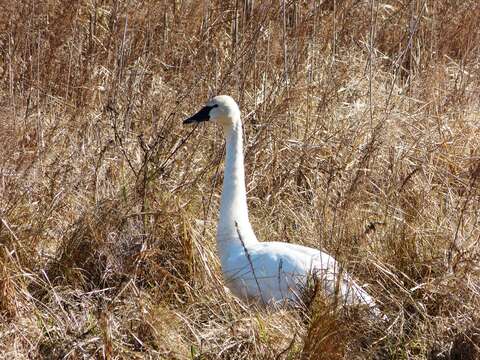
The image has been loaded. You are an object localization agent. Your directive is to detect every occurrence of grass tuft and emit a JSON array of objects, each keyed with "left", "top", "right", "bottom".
[{"left": 1, "top": 0, "right": 479, "bottom": 358}]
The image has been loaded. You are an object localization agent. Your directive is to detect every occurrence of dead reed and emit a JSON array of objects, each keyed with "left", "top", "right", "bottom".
[{"left": 0, "top": 0, "right": 479, "bottom": 358}]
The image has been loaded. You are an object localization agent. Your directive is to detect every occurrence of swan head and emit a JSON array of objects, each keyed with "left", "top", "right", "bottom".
[{"left": 183, "top": 95, "right": 241, "bottom": 129}]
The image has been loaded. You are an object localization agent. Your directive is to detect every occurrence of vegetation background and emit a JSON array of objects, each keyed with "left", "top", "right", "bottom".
[{"left": 0, "top": 0, "right": 479, "bottom": 358}]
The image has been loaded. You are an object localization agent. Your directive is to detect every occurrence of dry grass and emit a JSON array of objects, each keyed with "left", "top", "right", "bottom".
[{"left": 1, "top": 0, "right": 479, "bottom": 359}]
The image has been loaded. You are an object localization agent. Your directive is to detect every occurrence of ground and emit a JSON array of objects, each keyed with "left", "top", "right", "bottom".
[{"left": 0, "top": 1, "right": 479, "bottom": 359}]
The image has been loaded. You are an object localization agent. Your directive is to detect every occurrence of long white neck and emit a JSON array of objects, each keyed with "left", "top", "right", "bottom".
[{"left": 216, "top": 119, "right": 258, "bottom": 264}]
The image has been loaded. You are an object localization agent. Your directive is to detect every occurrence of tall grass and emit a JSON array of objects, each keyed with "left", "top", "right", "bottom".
[{"left": 0, "top": 0, "right": 479, "bottom": 358}]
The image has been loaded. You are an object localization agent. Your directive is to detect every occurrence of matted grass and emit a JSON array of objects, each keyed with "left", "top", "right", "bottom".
[{"left": 0, "top": 1, "right": 479, "bottom": 358}]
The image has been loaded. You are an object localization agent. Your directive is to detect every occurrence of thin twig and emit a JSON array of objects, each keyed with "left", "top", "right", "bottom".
[
  {"left": 368, "top": 0, "right": 376, "bottom": 130},
  {"left": 235, "top": 221, "right": 265, "bottom": 306}
]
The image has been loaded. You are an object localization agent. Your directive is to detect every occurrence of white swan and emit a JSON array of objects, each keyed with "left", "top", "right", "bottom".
[{"left": 184, "top": 95, "right": 378, "bottom": 311}]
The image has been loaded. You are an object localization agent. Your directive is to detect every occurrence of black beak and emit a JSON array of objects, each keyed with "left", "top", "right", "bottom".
[{"left": 183, "top": 105, "right": 215, "bottom": 125}]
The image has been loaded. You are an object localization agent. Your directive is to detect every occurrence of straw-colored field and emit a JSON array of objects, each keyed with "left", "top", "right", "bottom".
[{"left": 1, "top": 1, "right": 479, "bottom": 358}]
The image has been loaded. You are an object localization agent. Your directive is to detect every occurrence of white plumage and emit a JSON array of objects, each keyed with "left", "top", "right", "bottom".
[{"left": 184, "top": 95, "right": 377, "bottom": 311}]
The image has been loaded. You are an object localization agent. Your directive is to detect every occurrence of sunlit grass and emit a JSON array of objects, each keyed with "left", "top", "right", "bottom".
[{"left": 0, "top": 0, "right": 479, "bottom": 358}]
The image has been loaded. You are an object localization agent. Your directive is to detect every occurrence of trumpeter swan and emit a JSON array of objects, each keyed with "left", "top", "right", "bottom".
[{"left": 184, "top": 95, "right": 378, "bottom": 312}]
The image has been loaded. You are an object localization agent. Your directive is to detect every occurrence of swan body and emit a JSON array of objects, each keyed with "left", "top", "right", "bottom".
[{"left": 184, "top": 95, "right": 377, "bottom": 310}]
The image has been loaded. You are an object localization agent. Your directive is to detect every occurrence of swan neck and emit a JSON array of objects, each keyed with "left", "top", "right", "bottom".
[{"left": 217, "top": 120, "right": 257, "bottom": 260}]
